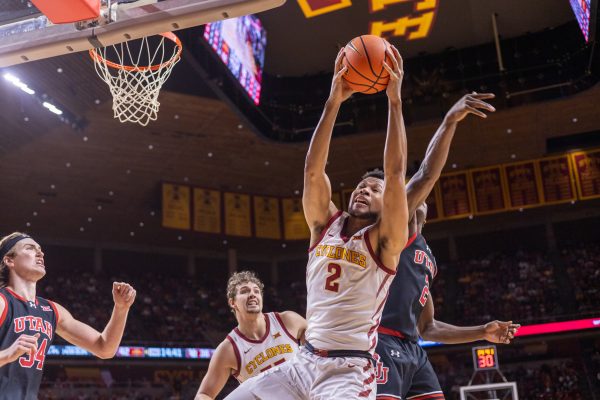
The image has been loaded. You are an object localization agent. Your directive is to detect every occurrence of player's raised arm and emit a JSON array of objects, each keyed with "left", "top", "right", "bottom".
[
  {"left": 53, "top": 282, "right": 136, "bottom": 359},
  {"left": 375, "top": 45, "right": 409, "bottom": 268},
  {"left": 417, "top": 294, "right": 520, "bottom": 344},
  {"left": 406, "top": 92, "right": 495, "bottom": 216},
  {"left": 195, "top": 339, "right": 239, "bottom": 400},
  {"left": 303, "top": 49, "right": 354, "bottom": 241}
]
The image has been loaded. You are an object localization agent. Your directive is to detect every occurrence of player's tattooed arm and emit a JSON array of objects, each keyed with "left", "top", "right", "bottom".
[
  {"left": 417, "top": 294, "right": 520, "bottom": 344},
  {"left": 195, "top": 339, "right": 239, "bottom": 400},
  {"left": 304, "top": 48, "right": 354, "bottom": 241},
  {"left": 53, "top": 282, "right": 136, "bottom": 359},
  {"left": 278, "top": 311, "right": 308, "bottom": 344},
  {"left": 375, "top": 45, "right": 409, "bottom": 269},
  {"left": 406, "top": 92, "right": 495, "bottom": 216}
]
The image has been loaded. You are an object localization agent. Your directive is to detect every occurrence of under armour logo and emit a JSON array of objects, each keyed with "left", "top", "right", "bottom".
[
  {"left": 390, "top": 350, "right": 401, "bottom": 357},
  {"left": 28, "top": 301, "right": 37, "bottom": 308},
  {"left": 273, "top": 332, "right": 281, "bottom": 339}
]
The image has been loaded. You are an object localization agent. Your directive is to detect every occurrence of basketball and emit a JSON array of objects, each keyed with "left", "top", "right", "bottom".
[{"left": 342, "top": 35, "right": 391, "bottom": 94}]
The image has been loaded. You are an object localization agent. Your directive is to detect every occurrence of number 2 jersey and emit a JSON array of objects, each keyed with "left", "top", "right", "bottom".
[
  {"left": 305, "top": 211, "right": 396, "bottom": 353},
  {"left": 0, "top": 287, "right": 59, "bottom": 400},
  {"left": 379, "top": 233, "right": 437, "bottom": 341},
  {"left": 227, "top": 312, "right": 299, "bottom": 382}
]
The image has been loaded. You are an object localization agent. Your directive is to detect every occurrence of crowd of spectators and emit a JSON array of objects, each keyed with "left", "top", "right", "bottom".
[
  {"left": 37, "top": 241, "right": 600, "bottom": 346},
  {"left": 452, "top": 250, "right": 562, "bottom": 326},
  {"left": 561, "top": 242, "right": 600, "bottom": 316}
]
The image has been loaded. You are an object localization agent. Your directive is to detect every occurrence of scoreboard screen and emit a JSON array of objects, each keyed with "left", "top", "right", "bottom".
[
  {"left": 472, "top": 345, "right": 499, "bottom": 371},
  {"left": 569, "top": 0, "right": 593, "bottom": 42}
]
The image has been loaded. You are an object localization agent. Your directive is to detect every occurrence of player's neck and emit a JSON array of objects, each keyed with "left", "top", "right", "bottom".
[
  {"left": 7, "top": 278, "right": 37, "bottom": 302},
  {"left": 345, "top": 216, "right": 375, "bottom": 237},
  {"left": 237, "top": 312, "right": 266, "bottom": 340}
]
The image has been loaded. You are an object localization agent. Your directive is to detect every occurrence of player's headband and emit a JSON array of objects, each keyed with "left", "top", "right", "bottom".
[{"left": 0, "top": 234, "right": 32, "bottom": 261}]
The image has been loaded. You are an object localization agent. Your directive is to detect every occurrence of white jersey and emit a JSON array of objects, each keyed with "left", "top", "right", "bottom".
[
  {"left": 305, "top": 211, "right": 396, "bottom": 353},
  {"left": 227, "top": 312, "right": 300, "bottom": 383}
]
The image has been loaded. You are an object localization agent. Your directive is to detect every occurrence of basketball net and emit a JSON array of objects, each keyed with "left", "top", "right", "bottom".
[{"left": 90, "top": 32, "right": 182, "bottom": 126}]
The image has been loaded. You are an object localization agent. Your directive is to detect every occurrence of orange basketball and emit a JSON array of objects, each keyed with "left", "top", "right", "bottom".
[{"left": 342, "top": 35, "right": 391, "bottom": 94}]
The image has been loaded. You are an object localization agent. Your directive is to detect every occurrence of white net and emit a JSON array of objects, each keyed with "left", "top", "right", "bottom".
[{"left": 90, "top": 32, "right": 182, "bottom": 126}]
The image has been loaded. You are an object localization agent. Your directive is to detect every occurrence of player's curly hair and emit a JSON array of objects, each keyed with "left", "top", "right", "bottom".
[
  {"left": 226, "top": 271, "right": 264, "bottom": 310},
  {"left": 362, "top": 168, "right": 384, "bottom": 180},
  {"left": 0, "top": 232, "right": 26, "bottom": 288}
]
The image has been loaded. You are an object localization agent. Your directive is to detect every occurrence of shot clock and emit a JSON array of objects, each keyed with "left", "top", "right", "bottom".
[{"left": 472, "top": 345, "right": 499, "bottom": 371}]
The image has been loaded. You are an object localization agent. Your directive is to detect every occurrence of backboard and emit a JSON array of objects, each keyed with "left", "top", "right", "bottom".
[{"left": 0, "top": 0, "right": 285, "bottom": 67}]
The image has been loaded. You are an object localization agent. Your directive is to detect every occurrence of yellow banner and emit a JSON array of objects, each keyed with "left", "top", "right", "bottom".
[
  {"left": 254, "top": 196, "right": 281, "bottom": 239},
  {"left": 571, "top": 149, "right": 600, "bottom": 200},
  {"left": 162, "top": 183, "right": 191, "bottom": 230},
  {"left": 282, "top": 198, "right": 310, "bottom": 240},
  {"left": 468, "top": 166, "right": 508, "bottom": 215},
  {"left": 224, "top": 193, "right": 252, "bottom": 237},
  {"left": 331, "top": 192, "right": 342, "bottom": 211},
  {"left": 537, "top": 155, "right": 576, "bottom": 205},
  {"left": 193, "top": 188, "right": 221, "bottom": 234}
]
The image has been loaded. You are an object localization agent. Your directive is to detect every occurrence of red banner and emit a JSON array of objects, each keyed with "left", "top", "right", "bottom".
[
  {"left": 538, "top": 155, "right": 576, "bottom": 204},
  {"left": 469, "top": 167, "right": 507, "bottom": 215},
  {"left": 572, "top": 150, "right": 600, "bottom": 200},
  {"left": 504, "top": 161, "right": 542, "bottom": 209},
  {"left": 439, "top": 172, "right": 472, "bottom": 218}
]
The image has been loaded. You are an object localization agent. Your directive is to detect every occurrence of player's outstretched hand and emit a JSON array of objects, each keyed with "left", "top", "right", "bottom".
[
  {"left": 483, "top": 320, "right": 520, "bottom": 344},
  {"left": 0, "top": 333, "right": 40, "bottom": 364},
  {"left": 445, "top": 92, "right": 496, "bottom": 123},
  {"left": 383, "top": 45, "right": 404, "bottom": 104},
  {"left": 328, "top": 48, "right": 354, "bottom": 104},
  {"left": 112, "top": 282, "right": 136, "bottom": 309}
]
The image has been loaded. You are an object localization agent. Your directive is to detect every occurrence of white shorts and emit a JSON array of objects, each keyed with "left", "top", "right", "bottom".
[{"left": 225, "top": 347, "right": 376, "bottom": 400}]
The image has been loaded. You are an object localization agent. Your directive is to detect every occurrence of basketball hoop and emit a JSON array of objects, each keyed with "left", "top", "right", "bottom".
[{"left": 89, "top": 32, "right": 182, "bottom": 126}]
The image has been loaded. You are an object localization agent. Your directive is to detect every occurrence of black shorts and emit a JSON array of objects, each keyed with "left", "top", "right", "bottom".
[{"left": 374, "top": 333, "right": 445, "bottom": 400}]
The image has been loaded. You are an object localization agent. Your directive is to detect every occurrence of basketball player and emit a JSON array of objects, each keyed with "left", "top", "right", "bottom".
[
  {"left": 225, "top": 45, "right": 409, "bottom": 400},
  {"left": 0, "top": 232, "right": 136, "bottom": 399},
  {"left": 195, "top": 271, "right": 306, "bottom": 400},
  {"left": 375, "top": 93, "right": 521, "bottom": 400}
]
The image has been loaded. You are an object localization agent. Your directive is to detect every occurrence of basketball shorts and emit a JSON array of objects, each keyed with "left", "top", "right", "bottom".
[
  {"left": 374, "top": 334, "right": 444, "bottom": 400},
  {"left": 225, "top": 346, "right": 376, "bottom": 400}
]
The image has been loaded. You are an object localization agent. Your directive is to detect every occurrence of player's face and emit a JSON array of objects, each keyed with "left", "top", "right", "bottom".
[
  {"left": 6, "top": 238, "right": 46, "bottom": 281},
  {"left": 416, "top": 202, "right": 428, "bottom": 226},
  {"left": 348, "top": 177, "right": 384, "bottom": 219},
  {"left": 233, "top": 282, "right": 263, "bottom": 315}
]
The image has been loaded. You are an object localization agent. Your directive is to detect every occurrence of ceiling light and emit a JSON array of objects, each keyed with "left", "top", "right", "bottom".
[
  {"left": 42, "top": 101, "right": 63, "bottom": 115},
  {"left": 3, "top": 73, "right": 35, "bottom": 95}
]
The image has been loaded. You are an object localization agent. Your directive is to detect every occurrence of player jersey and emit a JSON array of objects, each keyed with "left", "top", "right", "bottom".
[
  {"left": 227, "top": 312, "right": 299, "bottom": 383},
  {"left": 0, "top": 287, "right": 59, "bottom": 400},
  {"left": 305, "top": 211, "right": 396, "bottom": 353},
  {"left": 379, "top": 233, "right": 437, "bottom": 342}
]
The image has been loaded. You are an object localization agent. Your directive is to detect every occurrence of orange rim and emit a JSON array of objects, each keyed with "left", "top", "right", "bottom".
[{"left": 89, "top": 32, "right": 183, "bottom": 72}]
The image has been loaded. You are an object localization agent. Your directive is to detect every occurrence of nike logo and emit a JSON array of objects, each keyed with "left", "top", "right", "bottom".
[{"left": 244, "top": 347, "right": 253, "bottom": 354}]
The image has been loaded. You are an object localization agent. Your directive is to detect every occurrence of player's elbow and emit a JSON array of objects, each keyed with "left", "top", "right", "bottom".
[{"left": 95, "top": 348, "right": 117, "bottom": 359}]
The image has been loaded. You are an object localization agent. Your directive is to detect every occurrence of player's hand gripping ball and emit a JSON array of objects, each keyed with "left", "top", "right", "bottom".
[{"left": 342, "top": 35, "right": 392, "bottom": 94}]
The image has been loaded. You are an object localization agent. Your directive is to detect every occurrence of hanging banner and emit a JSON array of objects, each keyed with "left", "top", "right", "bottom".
[
  {"left": 193, "top": 188, "right": 221, "bottom": 234},
  {"left": 341, "top": 189, "right": 354, "bottom": 211},
  {"left": 423, "top": 182, "right": 442, "bottom": 222},
  {"left": 438, "top": 172, "right": 472, "bottom": 219},
  {"left": 161, "top": 183, "right": 191, "bottom": 230},
  {"left": 331, "top": 192, "right": 343, "bottom": 211},
  {"left": 571, "top": 149, "right": 600, "bottom": 200},
  {"left": 538, "top": 155, "right": 576, "bottom": 204},
  {"left": 504, "top": 161, "right": 543, "bottom": 209},
  {"left": 253, "top": 196, "right": 282, "bottom": 239},
  {"left": 469, "top": 166, "right": 508, "bottom": 215},
  {"left": 224, "top": 193, "right": 252, "bottom": 237},
  {"left": 282, "top": 198, "right": 311, "bottom": 240}
]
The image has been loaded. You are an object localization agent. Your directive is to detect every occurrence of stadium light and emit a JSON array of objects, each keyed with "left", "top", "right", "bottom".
[
  {"left": 3, "top": 73, "right": 35, "bottom": 95},
  {"left": 42, "top": 101, "right": 63, "bottom": 115}
]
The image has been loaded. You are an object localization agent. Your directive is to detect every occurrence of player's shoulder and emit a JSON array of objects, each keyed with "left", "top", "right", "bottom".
[{"left": 213, "top": 336, "right": 240, "bottom": 369}]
